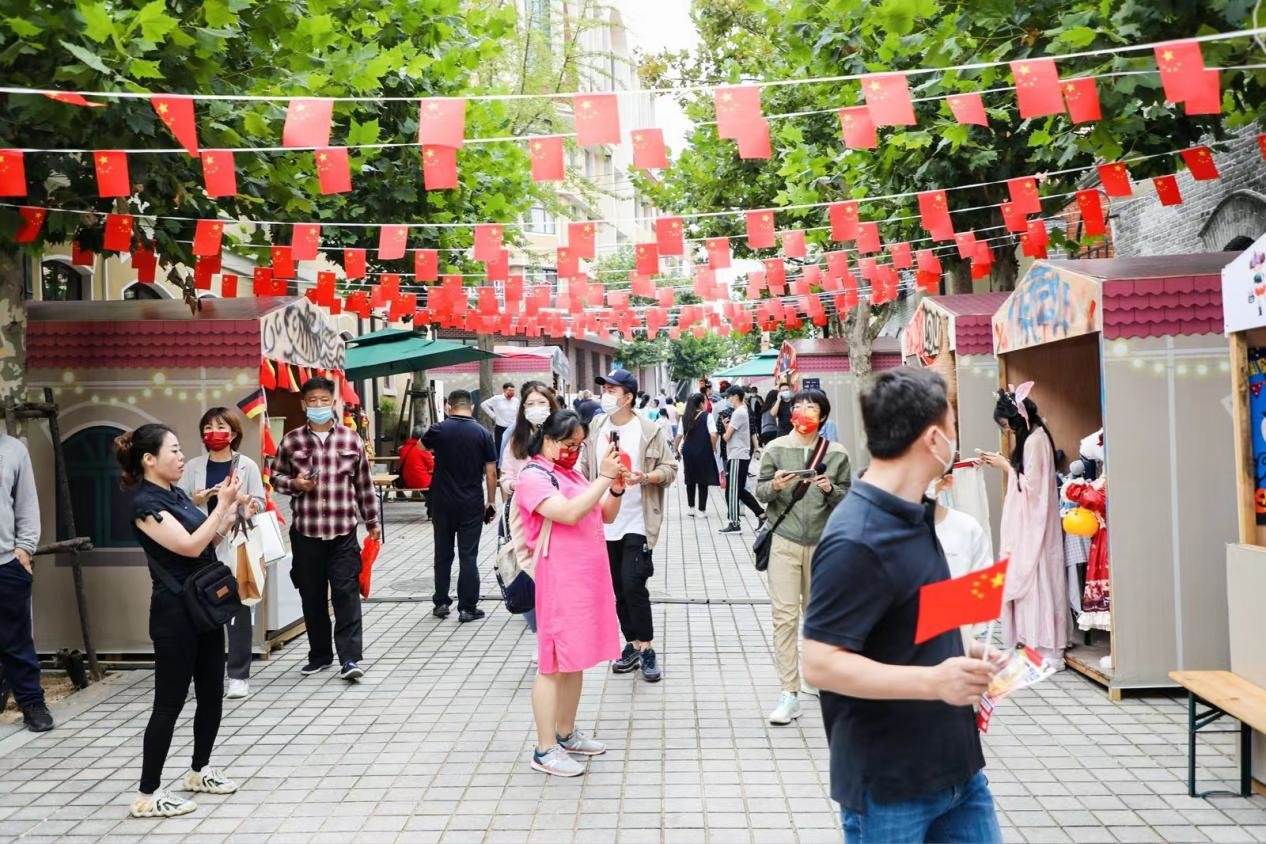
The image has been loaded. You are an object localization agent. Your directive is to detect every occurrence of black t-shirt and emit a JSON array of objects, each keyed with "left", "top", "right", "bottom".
[
  {"left": 422, "top": 415, "right": 497, "bottom": 514},
  {"left": 204, "top": 456, "right": 231, "bottom": 513},
  {"left": 130, "top": 480, "right": 218, "bottom": 590},
  {"left": 777, "top": 401, "right": 793, "bottom": 436},
  {"left": 804, "top": 481, "right": 984, "bottom": 810}
]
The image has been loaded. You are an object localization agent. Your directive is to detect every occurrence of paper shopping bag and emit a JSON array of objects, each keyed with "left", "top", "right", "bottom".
[
  {"left": 235, "top": 540, "right": 264, "bottom": 606},
  {"left": 360, "top": 536, "right": 381, "bottom": 599},
  {"left": 249, "top": 511, "right": 287, "bottom": 563}
]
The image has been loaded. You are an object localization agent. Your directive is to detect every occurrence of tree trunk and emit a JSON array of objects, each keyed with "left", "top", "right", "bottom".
[
  {"left": 950, "top": 260, "right": 973, "bottom": 294},
  {"left": 0, "top": 252, "right": 28, "bottom": 417},
  {"left": 477, "top": 333, "right": 495, "bottom": 432},
  {"left": 844, "top": 303, "right": 874, "bottom": 461},
  {"left": 990, "top": 247, "right": 1020, "bottom": 292}
]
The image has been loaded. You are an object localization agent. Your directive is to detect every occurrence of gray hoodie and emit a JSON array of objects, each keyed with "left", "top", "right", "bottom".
[{"left": 0, "top": 434, "right": 40, "bottom": 564}]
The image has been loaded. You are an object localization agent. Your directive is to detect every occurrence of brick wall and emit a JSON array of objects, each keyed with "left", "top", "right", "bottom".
[{"left": 1110, "top": 126, "right": 1266, "bottom": 257}]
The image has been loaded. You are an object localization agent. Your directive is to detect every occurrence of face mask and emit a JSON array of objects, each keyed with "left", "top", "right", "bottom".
[
  {"left": 202, "top": 431, "right": 232, "bottom": 452},
  {"left": 926, "top": 481, "right": 941, "bottom": 501},
  {"left": 306, "top": 406, "right": 335, "bottom": 425},
  {"left": 780, "top": 390, "right": 793, "bottom": 401},
  {"left": 554, "top": 447, "right": 580, "bottom": 470},
  {"left": 525, "top": 406, "right": 550, "bottom": 426},
  {"left": 600, "top": 393, "right": 620, "bottom": 414},
  {"left": 932, "top": 428, "right": 957, "bottom": 474},
  {"left": 791, "top": 407, "right": 820, "bottom": 435}
]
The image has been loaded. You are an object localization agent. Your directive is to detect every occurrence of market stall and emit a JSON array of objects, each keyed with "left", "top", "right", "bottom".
[
  {"left": 992, "top": 255, "right": 1234, "bottom": 696},
  {"left": 429, "top": 344, "right": 568, "bottom": 401},
  {"left": 24, "top": 296, "right": 347, "bottom": 656},
  {"left": 714, "top": 349, "right": 778, "bottom": 393}
]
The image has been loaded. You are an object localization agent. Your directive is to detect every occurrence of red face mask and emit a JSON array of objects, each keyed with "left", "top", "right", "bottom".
[
  {"left": 554, "top": 448, "right": 581, "bottom": 470},
  {"left": 791, "top": 407, "right": 821, "bottom": 436},
  {"left": 202, "top": 431, "right": 233, "bottom": 451}
]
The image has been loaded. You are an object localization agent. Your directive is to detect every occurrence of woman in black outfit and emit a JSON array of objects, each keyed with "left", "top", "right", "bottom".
[
  {"left": 116, "top": 423, "right": 248, "bottom": 818},
  {"left": 674, "top": 392, "right": 720, "bottom": 516}
]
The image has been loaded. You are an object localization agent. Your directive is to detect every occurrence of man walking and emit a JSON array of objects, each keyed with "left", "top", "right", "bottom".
[
  {"left": 579, "top": 369, "right": 677, "bottom": 683},
  {"left": 0, "top": 431, "right": 51, "bottom": 732},
  {"left": 271, "top": 376, "right": 380, "bottom": 682},
  {"left": 480, "top": 383, "right": 519, "bottom": 467},
  {"left": 803, "top": 368, "right": 1002, "bottom": 843},
  {"left": 720, "top": 385, "right": 764, "bottom": 533},
  {"left": 424, "top": 390, "right": 498, "bottom": 623}
]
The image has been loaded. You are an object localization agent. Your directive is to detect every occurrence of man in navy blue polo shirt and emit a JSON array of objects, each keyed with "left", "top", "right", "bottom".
[{"left": 803, "top": 368, "right": 1002, "bottom": 844}]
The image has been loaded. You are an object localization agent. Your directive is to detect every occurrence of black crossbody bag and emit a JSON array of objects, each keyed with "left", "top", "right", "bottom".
[{"left": 753, "top": 437, "right": 830, "bottom": 572}]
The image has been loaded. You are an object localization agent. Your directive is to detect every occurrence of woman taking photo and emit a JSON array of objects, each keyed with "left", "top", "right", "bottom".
[
  {"left": 179, "top": 407, "right": 265, "bottom": 700},
  {"left": 675, "top": 392, "right": 719, "bottom": 517},
  {"left": 117, "top": 423, "right": 249, "bottom": 818},
  {"left": 516, "top": 410, "right": 625, "bottom": 777}
]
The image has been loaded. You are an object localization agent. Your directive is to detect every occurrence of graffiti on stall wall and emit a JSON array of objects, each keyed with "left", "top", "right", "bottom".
[
  {"left": 903, "top": 302, "right": 951, "bottom": 364},
  {"left": 260, "top": 297, "right": 345, "bottom": 370},
  {"left": 992, "top": 262, "right": 1101, "bottom": 354}
]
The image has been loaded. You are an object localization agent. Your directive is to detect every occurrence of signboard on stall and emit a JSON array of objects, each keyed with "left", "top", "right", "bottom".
[
  {"left": 1221, "top": 232, "right": 1266, "bottom": 334},
  {"left": 260, "top": 296, "right": 346, "bottom": 371},
  {"left": 802, "top": 378, "right": 821, "bottom": 390},
  {"left": 903, "top": 298, "right": 954, "bottom": 364},
  {"left": 772, "top": 340, "right": 798, "bottom": 385},
  {"left": 992, "top": 261, "right": 1102, "bottom": 355}
]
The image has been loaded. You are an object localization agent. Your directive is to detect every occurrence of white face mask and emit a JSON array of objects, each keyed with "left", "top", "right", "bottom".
[
  {"left": 524, "top": 406, "right": 550, "bottom": 426},
  {"left": 600, "top": 392, "right": 620, "bottom": 414},
  {"left": 780, "top": 390, "right": 793, "bottom": 401},
  {"left": 932, "top": 428, "right": 957, "bottom": 475}
]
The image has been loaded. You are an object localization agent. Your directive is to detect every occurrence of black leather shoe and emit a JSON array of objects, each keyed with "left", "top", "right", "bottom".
[
  {"left": 22, "top": 703, "right": 53, "bottom": 733},
  {"left": 458, "top": 608, "right": 486, "bottom": 623},
  {"left": 718, "top": 523, "right": 742, "bottom": 534},
  {"left": 433, "top": 605, "right": 451, "bottom": 619}
]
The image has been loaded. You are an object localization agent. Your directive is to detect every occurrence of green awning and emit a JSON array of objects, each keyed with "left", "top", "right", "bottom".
[
  {"left": 714, "top": 351, "right": 778, "bottom": 378},
  {"left": 343, "top": 330, "right": 496, "bottom": 381}
]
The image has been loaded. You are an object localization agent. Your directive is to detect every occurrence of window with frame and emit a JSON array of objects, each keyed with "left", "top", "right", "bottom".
[
  {"left": 41, "top": 259, "right": 87, "bottom": 301},
  {"left": 524, "top": 205, "right": 556, "bottom": 235},
  {"left": 60, "top": 425, "right": 137, "bottom": 549}
]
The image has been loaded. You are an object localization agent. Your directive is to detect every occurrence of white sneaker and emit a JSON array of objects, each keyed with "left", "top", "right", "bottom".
[
  {"left": 559, "top": 728, "right": 606, "bottom": 756},
  {"left": 184, "top": 767, "right": 239, "bottom": 795},
  {"left": 224, "top": 679, "right": 249, "bottom": 699},
  {"left": 768, "top": 692, "right": 802, "bottom": 725},
  {"left": 130, "top": 789, "right": 196, "bottom": 818},
  {"left": 531, "top": 744, "right": 586, "bottom": 777}
]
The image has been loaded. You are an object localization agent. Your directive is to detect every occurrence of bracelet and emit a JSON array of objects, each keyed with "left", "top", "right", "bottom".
[
  {"left": 600, "top": 473, "right": 618, "bottom": 480},
  {"left": 609, "top": 488, "right": 625, "bottom": 497}
]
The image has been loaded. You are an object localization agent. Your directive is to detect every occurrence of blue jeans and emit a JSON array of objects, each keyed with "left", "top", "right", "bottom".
[{"left": 842, "top": 771, "right": 1001, "bottom": 844}]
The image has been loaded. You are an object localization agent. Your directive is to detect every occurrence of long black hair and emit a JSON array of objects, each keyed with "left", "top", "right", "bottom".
[
  {"left": 993, "top": 388, "right": 1053, "bottom": 475},
  {"left": 683, "top": 392, "right": 707, "bottom": 434},
  {"left": 509, "top": 380, "right": 558, "bottom": 461},
  {"left": 528, "top": 409, "right": 588, "bottom": 458}
]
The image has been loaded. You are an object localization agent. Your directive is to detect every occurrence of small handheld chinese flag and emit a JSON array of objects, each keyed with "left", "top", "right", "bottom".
[{"left": 914, "top": 557, "right": 1009, "bottom": 645}]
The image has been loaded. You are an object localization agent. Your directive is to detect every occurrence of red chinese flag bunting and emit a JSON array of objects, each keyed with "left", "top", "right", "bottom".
[
  {"left": 315, "top": 147, "right": 352, "bottom": 194},
  {"left": 917, "top": 248, "right": 942, "bottom": 276},
  {"left": 573, "top": 93, "right": 620, "bottom": 146},
  {"left": 1000, "top": 201, "right": 1026, "bottom": 234},
  {"left": 714, "top": 85, "right": 762, "bottom": 139},
  {"left": 194, "top": 256, "right": 216, "bottom": 290},
  {"left": 103, "top": 213, "right": 133, "bottom": 252},
  {"left": 283, "top": 98, "right": 333, "bottom": 148},
  {"left": 1258, "top": 134, "right": 1266, "bottom": 161},
  {"left": 556, "top": 246, "right": 579, "bottom": 278},
  {"left": 856, "top": 221, "right": 881, "bottom": 255},
  {"left": 914, "top": 558, "right": 1009, "bottom": 644},
  {"left": 954, "top": 231, "right": 977, "bottom": 260},
  {"left": 568, "top": 221, "right": 596, "bottom": 260},
  {"left": 71, "top": 241, "right": 93, "bottom": 267},
  {"left": 201, "top": 150, "right": 237, "bottom": 197},
  {"left": 837, "top": 107, "right": 877, "bottom": 150},
  {"left": 94, "top": 151, "right": 129, "bottom": 197},
  {"left": 473, "top": 224, "right": 504, "bottom": 263},
  {"left": 150, "top": 96, "right": 199, "bottom": 156},
  {"left": 0, "top": 150, "right": 26, "bottom": 196},
  {"left": 918, "top": 190, "right": 953, "bottom": 239},
  {"left": 656, "top": 287, "right": 674, "bottom": 308},
  {"left": 1026, "top": 218, "right": 1049, "bottom": 249},
  {"left": 1180, "top": 146, "right": 1220, "bottom": 181},
  {"left": 292, "top": 223, "right": 321, "bottom": 261},
  {"left": 418, "top": 98, "right": 466, "bottom": 149},
  {"left": 781, "top": 230, "right": 807, "bottom": 259},
  {"left": 1075, "top": 190, "right": 1106, "bottom": 238},
  {"left": 635, "top": 242, "right": 659, "bottom": 276},
  {"left": 414, "top": 249, "right": 439, "bottom": 282},
  {"left": 422, "top": 145, "right": 458, "bottom": 190},
  {"left": 889, "top": 241, "right": 913, "bottom": 270},
  {"left": 44, "top": 92, "right": 104, "bottom": 108},
  {"left": 378, "top": 225, "right": 408, "bottom": 260},
  {"left": 1154, "top": 41, "right": 1207, "bottom": 105},
  {"left": 1008, "top": 177, "right": 1042, "bottom": 216},
  {"left": 765, "top": 259, "right": 786, "bottom": 294},
  {"left": 1010, "top": 59, "right": 1064, "bottom": 119},
  {"left": 220, "top": 273, "right": 237, "bottom": 298},
  {"left": 132, "top": 244, "right": 156, "bottom": 282},
  {"left": 271, "top": 245, "right": 296, "bottom": 278},
  {"left": 973, "top": 240, "right": 994, "bottom": 268},
  {"left": 344, "top": 248, "right": 366, "bottom": 280},
  {"left": 193, "top": 219, "right": 224, "bottom": 256},
  {"left": 15, "top": 207, "right": 46, "bottom": 243},
  {"left": 735, "top": 119, "right": 772, "bottom": 160},
  {"left": 253, "top": 267, "right": 274, "bottom": 296},
  {"left": 631, "top": 128, "right": 669, "bottom": 170},
  {"left": 1183, "top": 69, "right": 1221, "bottom": 116},
  {"left": 861, "top": 73, "right": 916, "bottom": 126},
  {"left": 1062, "top": 78, "right": 1102, "bottom": 124},
  {"left": 947, "top": 93, "right": 988, "bottom": 127},
  {"left": 1153, "top": 175, "right": 1183, "bottom": 206},
  {"left": 829, "top": 201, "right": 860, "bottom": 242},
  {"left": 655, "top": 216, "right": 685, "bottom": 256},
  {"left": 314, "top": 272, "right": 336, "bottom": 307},
  {"left": 825, "top": 251, "right": 850, "bottom": 281},
  {"left": 485, "top": 249, "right": 509, "bottom": 283},
  {"left": 530, "top": 136, "right": 565, "bottom": 182},
  {"left": 747, "top": 210, "right": 776, "bottom": 249},
  {"left": 1097, "top": 162, "right": 1133, "bottom": 197},
  {"left": 705, "top": 237, "right": 731, "bottom": 270}
]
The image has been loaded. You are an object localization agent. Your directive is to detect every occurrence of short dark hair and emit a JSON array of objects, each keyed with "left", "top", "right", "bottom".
[
  {"left": 300, "top": 376, "right": 336, "bottom": 398},
  {"left": 502, "top": 382, "right": 515, "bottom": 390},
  {"left": 790, "top": 388, "right": 830, "bottom": 422},
  {"left": 725, "top": 385, "right": 746, "bottom": 400},
  {"left": 448, "top": 389, "right": 473, "bottom": 408},
  {"left": 861, "top": 369, "right": 949, "bottom": 459},
  {"left": 199, "top": 406, "right": 244, "bottom": 451}
]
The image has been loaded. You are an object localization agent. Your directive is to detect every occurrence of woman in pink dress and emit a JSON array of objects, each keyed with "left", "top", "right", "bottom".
[
  {"left": 516, "top": 409, "right": 626, "bottom": 777},
  {"left": 980, "top": 384, "right": 1069, "bottom": 667}
]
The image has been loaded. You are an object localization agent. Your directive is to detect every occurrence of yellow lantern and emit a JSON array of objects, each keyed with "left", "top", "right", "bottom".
[{"left": 1063, "top": 507, "right": 1098, "bottom": 537}]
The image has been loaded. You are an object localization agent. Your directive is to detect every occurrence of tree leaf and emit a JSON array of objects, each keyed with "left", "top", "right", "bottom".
[
  {"left": 77, "top": 1, "right": 116, "bottom": 44},
  {"left": 1054, "top": 26, "right": 1098, "bottom": 49},
  {"left": 135, "top": 0, "right": 178, "bottom": 43},
  {"left": 203, "top": 0, "right": 236, "bottom": 27},
  {"left": 5, "top": 17, "right": 42, "bottom": 38},
  {"left": 128, "top": 58, "right": 163, "bottom": 79},
  {"left": 58, "top": 39, "right": 111, "bottom": 74}
]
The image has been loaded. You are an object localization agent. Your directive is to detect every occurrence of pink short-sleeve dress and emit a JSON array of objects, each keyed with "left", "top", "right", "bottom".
[{"left": 515, "top": 456, "right": 621, "bottom": 674}]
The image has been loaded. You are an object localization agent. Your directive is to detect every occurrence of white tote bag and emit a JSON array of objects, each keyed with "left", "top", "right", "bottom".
[{"left": 249, "top": 511, "right": 288, "bottom": 564}]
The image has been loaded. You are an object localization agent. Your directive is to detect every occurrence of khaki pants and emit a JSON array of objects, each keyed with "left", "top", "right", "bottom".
[{"left": 768, "top": 534, "right": 815, "bottom": 693}]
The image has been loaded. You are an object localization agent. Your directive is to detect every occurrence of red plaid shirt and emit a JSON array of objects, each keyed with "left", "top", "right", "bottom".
[{"left": 272, "top": 423, "right": 380, "bottom": 539}]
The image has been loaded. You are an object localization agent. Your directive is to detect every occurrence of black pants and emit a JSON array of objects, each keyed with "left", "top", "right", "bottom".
[
  {"left": 726, "top": 458, "right": 765, "bottom": 525},
  {"left": 607, "top": 534, "right": 654, "bottom": 643},
  {"left": 289, "top": 530, "right": 363, "bottom": 667},
  {"left": 432, "top": 507, "right": 483, "bottom": 612},
  {"left": 0, "top": 561, "right": 43, "bottom": 708},
  {"left": 685, "top": 483, "right": 709, "bottom": 512},
  {"left": 494, "top": 426, "right": 508, "bottom": 467},
  {"left": 225, "top": 604, "right": 252, "bottom": 681},
  {"left": 141, "top": 589, "right": 224, "bottom": 794}
]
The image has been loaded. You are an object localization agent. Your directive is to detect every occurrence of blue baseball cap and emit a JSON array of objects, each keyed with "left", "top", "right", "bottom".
[{"left": 596, "top": 368, "right": 638, "bottom": 394}]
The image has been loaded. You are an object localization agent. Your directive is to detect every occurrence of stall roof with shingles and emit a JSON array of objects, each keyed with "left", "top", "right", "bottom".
[
  {"left": 788, "top": 336, "right": 904, "bottom": 372},
  {"left": 923, "top": 292, "right": 1012, "bottom": 355},
  {"left": 26, "top": 297, "right": 294, "bottom": 370}
]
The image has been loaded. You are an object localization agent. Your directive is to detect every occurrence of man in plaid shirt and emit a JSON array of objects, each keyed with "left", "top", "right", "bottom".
[{"left": 272, "top": 376, "right": 380, "bottom": 682}]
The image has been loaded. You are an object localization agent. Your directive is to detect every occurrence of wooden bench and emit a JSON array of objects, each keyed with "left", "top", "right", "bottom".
[{"left": 1170, "top": 670, "right": 1266, "bottom": 798}]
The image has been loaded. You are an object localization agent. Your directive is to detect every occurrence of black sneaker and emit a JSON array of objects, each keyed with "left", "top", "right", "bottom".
[
  {"left": 300, "top": 660, "right": 332, "bottom": 676},
  {"left": 433, "top": 605, "right": 451, "bottom": 619},
  {"left": 718, "top": 523, "right": 742, "bottom": 534},
  {"left": 640, "top": 648, "right": 662, "bottom": 683},
  {"left": 458, "top": 608, "right": 486, "bottom": 623},
  {"left": 612, "top": 643, "right": 640, "bottom": 674},
  {"left": 21, "top": 702, "right": 53, "bottom": 733},
  {"left": 338, "top": 661, "right": 364, "bottom": 681}
]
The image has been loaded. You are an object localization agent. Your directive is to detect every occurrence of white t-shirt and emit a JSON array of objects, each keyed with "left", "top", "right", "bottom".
[
  {"left": 600, "top": 415, "right": 646, "bottom": 540},
  {"left": 936, "top": 507, "right": 995, "bottom": 651}
]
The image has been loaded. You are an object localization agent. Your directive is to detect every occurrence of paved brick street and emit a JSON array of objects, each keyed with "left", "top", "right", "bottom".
[{"left": 1, "top": 482, "right": 1264, "bottom": 843}]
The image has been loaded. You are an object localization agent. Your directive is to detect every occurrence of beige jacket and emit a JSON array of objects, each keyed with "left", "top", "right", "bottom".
[{"left": 577, "top": 413, "right": 678, "bottom": 549}]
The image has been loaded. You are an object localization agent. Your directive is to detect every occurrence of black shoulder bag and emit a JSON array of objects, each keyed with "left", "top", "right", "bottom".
[
  {"left": 147, "top": 512, "right": 243, "bottom": 633},
  {"left": 753, "top": 437, "right": 831, "bottom": 572}
]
